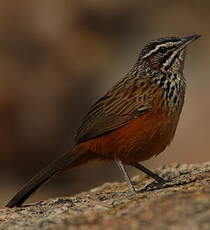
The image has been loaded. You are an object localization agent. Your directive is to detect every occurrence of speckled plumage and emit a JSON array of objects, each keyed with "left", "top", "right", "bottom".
[
  {"left": 75, "top": 37, "right": 188, "bottom": 144},
  {"left": 7, "top": 35, "right": 200, "bottom": 208}
]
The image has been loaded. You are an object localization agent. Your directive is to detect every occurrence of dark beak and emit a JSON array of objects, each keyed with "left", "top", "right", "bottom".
[{"left": 179, "top": 34, "right": 201, "bottom": 49}]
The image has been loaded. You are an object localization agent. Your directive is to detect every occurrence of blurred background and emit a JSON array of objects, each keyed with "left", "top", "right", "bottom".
[{"left": 0, "top": 0, "right": 209, "bottom": 207}]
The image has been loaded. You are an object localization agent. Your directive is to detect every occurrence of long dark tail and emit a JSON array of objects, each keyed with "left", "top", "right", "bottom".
[{"left": 6, "top": 146, "right": 86, "bottom": 208}]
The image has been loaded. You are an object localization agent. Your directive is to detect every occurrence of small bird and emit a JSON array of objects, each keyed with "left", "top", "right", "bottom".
[{"left": 6, "top": 34, "right": 200, "bottom": 208}]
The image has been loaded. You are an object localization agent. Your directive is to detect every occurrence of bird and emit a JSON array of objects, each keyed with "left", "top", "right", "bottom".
[{"left": 6, "top": 34, "right": 200, "bottom": 208}]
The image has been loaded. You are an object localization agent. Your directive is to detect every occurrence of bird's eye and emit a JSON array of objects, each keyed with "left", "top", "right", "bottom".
[{"left": 159, "top": 47, "right": 167, "bottom": 53}]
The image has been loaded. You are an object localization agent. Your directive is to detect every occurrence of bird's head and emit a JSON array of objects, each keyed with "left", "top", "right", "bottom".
[{"left": 138, "top": 35, "right": 200, "bottom": 74}]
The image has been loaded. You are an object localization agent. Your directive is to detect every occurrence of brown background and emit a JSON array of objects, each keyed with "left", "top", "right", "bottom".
[{"left": 0, "top": 0, "right": 209, "bottom": 207}]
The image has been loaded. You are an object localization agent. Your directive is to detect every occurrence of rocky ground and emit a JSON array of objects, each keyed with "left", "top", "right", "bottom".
[{"left": 0, "top": 162, "right": 210, "bottom": 230}]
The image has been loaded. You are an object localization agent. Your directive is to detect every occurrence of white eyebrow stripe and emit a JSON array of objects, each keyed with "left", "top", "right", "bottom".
[
  {"left": 141, "top": 42, "right": 178, "bottom": 59},
  {"left": 141, "top": 44, "right": 164, "bottom": 59}
]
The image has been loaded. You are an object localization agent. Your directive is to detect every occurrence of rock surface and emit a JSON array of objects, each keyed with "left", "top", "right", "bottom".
[{"left": 0, "top": 163, "right": 210, "bottom": 230}]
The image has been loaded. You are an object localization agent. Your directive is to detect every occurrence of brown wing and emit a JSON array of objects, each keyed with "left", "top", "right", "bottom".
[{"left": 75, "top": 75, "right": 155, "bottom": 144}]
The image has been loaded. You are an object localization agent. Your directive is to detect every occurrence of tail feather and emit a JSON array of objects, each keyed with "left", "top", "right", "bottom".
[{"left": 6, "top": 147, "right": 84, "bottom": 208}]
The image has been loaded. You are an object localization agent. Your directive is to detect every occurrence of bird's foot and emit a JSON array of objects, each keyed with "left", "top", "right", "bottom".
[{"left": 139, "top": 178, "right": 170, "bottom": 192}]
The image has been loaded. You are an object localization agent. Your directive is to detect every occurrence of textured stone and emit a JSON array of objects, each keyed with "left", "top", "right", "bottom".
[{"left": 0, "top": 163, "right": 210, "bottom": 230}]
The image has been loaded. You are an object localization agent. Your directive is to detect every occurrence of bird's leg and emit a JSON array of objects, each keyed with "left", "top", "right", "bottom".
[
  {"left": 115, "top": 158, "right": 136, "bottom": 193},
  {"left": 129, "top": 162, "right": 169, "bottom": 190},
  {"left": 130, "top": 162, "right": 167, "bottom": 183}
]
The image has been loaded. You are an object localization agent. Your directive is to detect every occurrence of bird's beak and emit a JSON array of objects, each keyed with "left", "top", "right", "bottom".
[{"left": 179, "top": 34, "right": 201, "bottom": 50}]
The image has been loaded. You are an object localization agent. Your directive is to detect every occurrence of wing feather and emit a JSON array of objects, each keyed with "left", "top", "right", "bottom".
[{"left": 75, "top": 75, "right": 155, "bottom": 144}]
